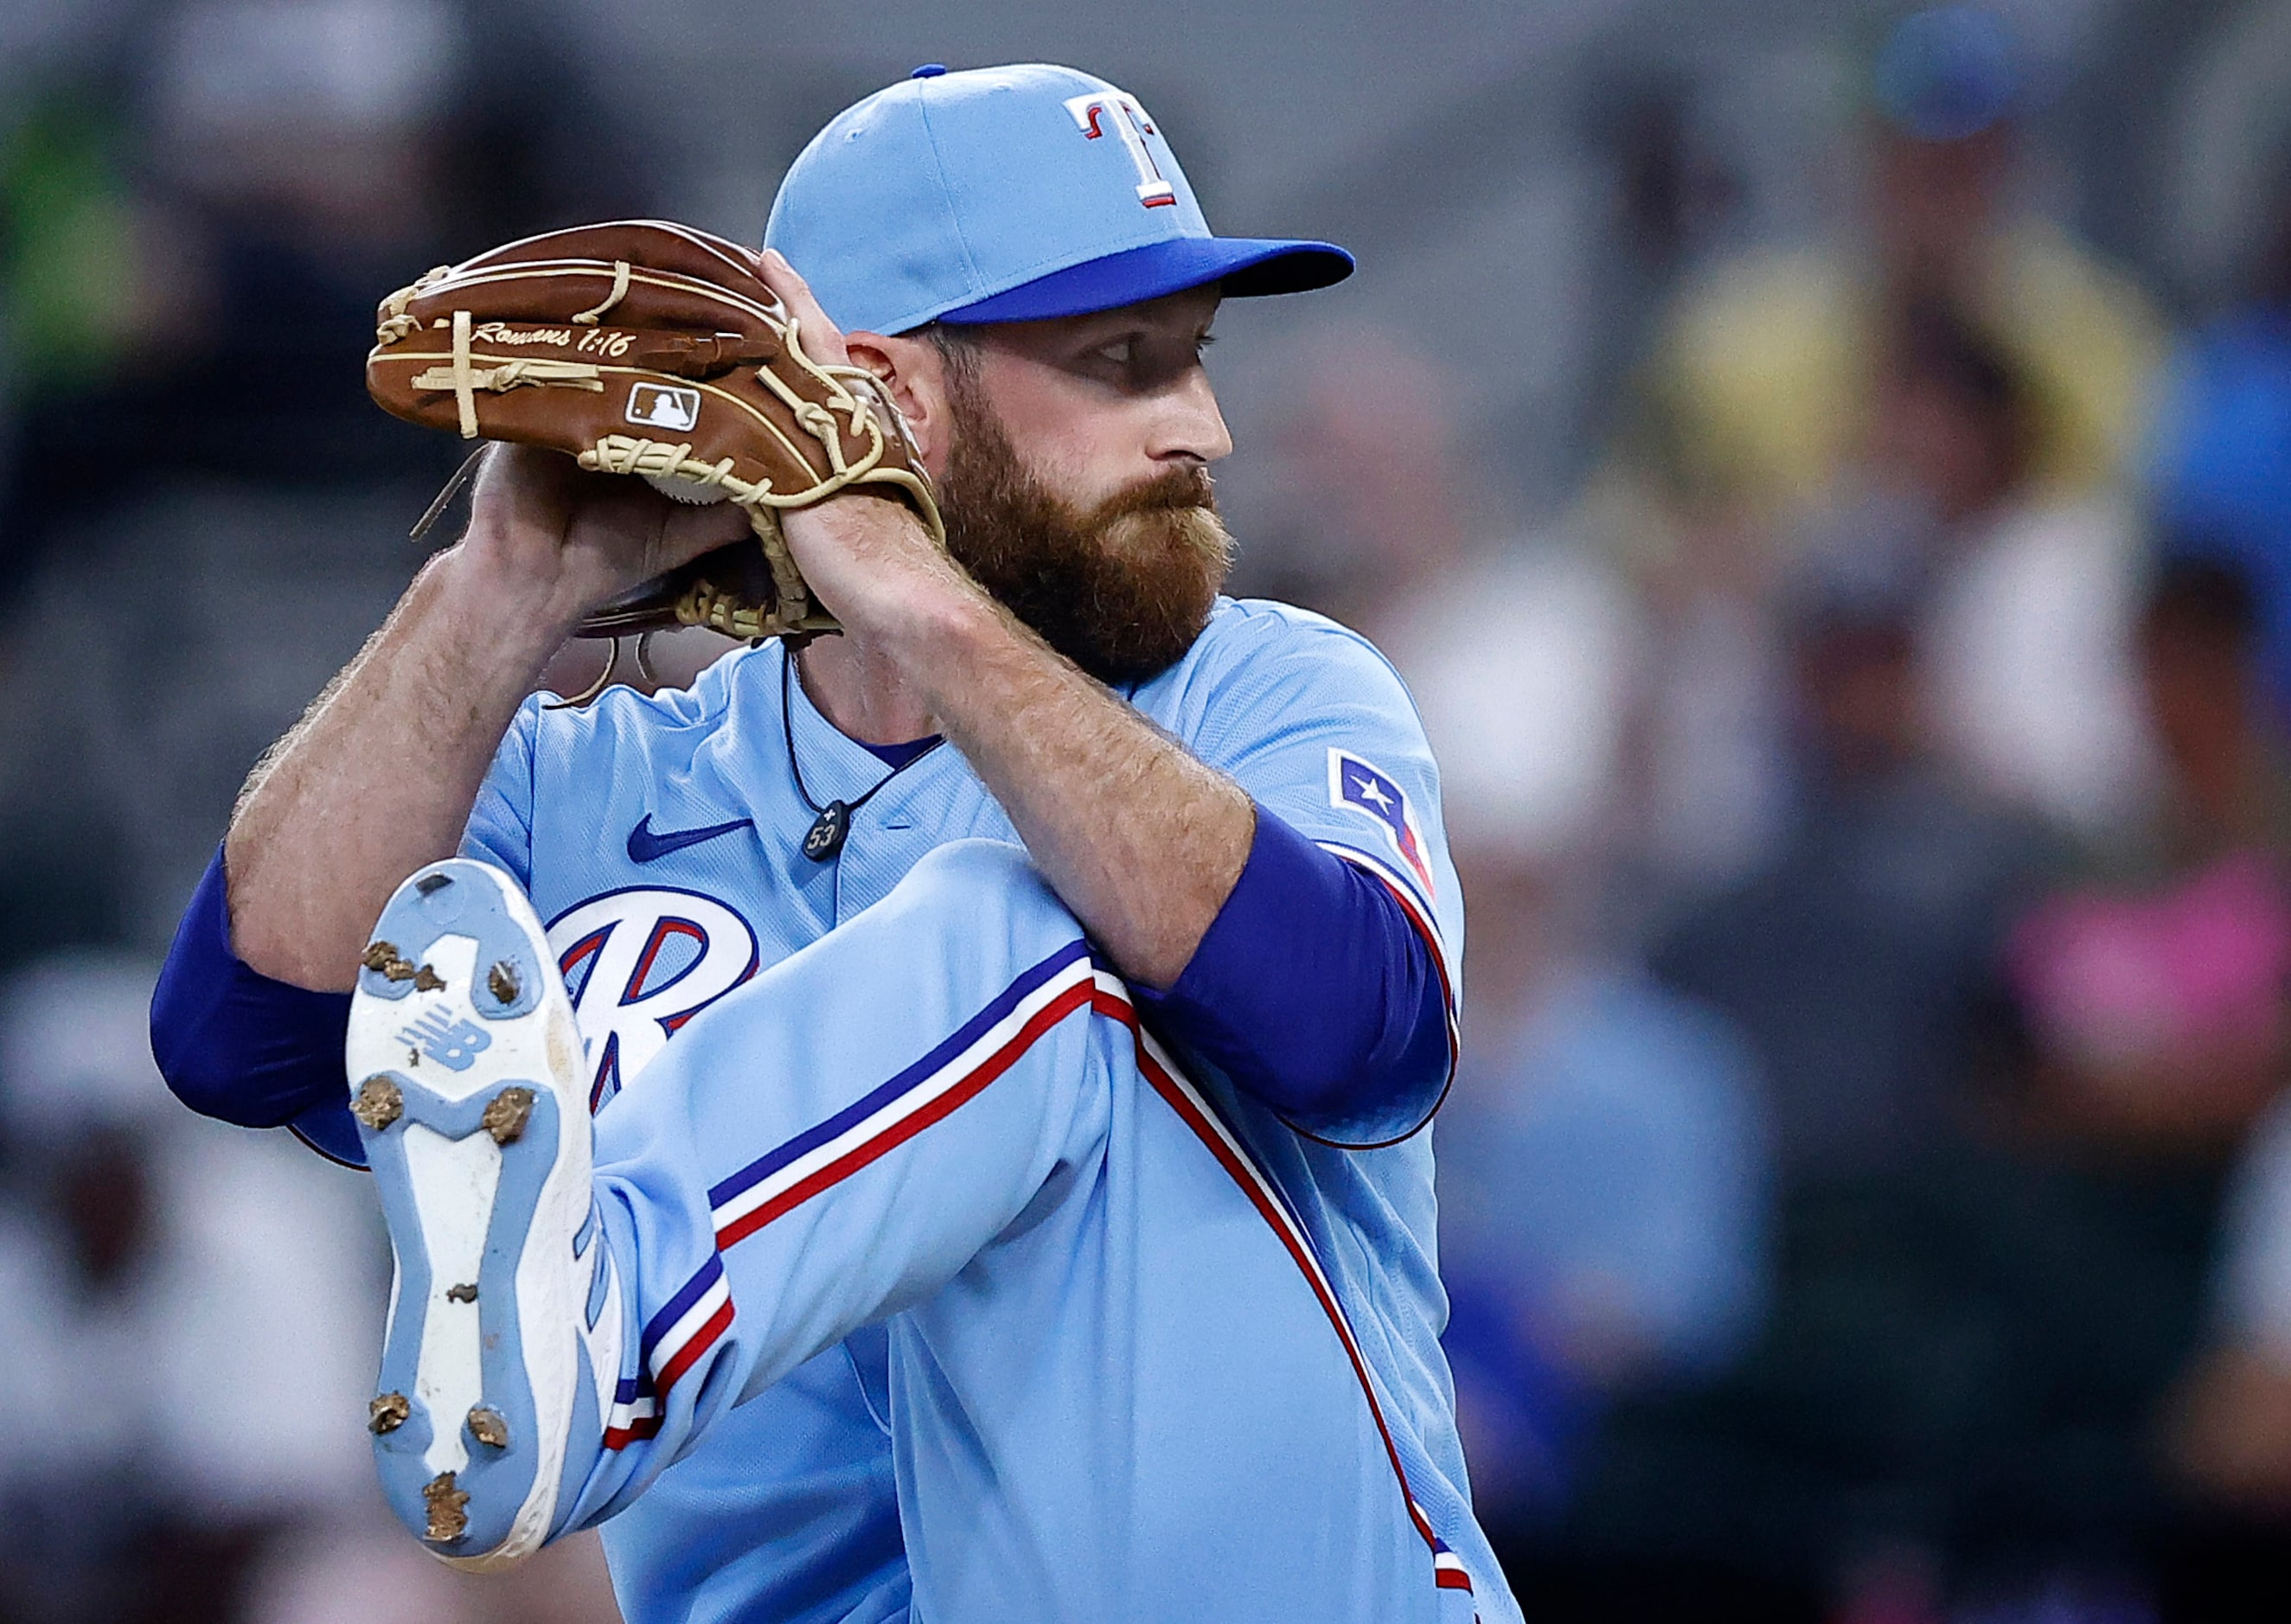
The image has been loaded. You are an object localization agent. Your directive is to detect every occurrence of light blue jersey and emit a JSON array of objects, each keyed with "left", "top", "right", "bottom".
[{"left": 460, "top": 598, "right": 1513, "bottom": 1623}]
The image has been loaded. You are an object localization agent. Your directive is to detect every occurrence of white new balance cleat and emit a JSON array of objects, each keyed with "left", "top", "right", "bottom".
[{"left": 346, "top": 859, "right": 622, "bottom": 1569}]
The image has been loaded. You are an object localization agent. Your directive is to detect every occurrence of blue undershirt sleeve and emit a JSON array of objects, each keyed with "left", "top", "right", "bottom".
[
  {"left": 1134, "top": 804, "right": 1452, "bottom": 1145},
  {"left": 149, "top": 846, "right": 366, "bottom": 1167}
]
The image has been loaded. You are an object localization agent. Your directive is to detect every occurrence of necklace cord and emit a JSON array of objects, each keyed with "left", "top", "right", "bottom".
[{"left": 780, "top": 648, "right": 947, "bottom": 840}]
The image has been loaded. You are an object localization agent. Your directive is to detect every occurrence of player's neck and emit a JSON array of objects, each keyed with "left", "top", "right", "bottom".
[{"left": 790, "top": 634, "right": 938, "bottom": 745}]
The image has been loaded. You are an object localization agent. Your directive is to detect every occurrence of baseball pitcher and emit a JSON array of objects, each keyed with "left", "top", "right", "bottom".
[{"left": 154, "top": 62, "right": 1520, "bottom": 1624}]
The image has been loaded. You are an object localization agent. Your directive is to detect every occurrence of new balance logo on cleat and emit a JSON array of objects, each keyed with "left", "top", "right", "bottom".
[{"left": 400, "top": 1009, "right": 493, "bottom": 1071}]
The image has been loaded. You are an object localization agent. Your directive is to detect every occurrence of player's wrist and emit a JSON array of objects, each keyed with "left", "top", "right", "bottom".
[
  {"left": 860, "top": 548, "right": 1004, "bottom": 675},
  {"left": 433, "top": 531, "right": 594, "bottom": 653},
  {"left": 786, "top": 493, "right": 984, "bottom": 635}
]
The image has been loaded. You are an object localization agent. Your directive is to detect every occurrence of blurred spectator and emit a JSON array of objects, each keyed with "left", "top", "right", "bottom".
[
  {"left": 1252, "top": 327, "right": 1648, "bottom": 872},
  {"left": 2156, "top": 1081, "right": 2291, "bottom": 1622},
  {"left": 1546, "top": 553, "right": 2287, "bottom": 1620},
  {"left": 1627, "top": 283, "right": 2153, "bottom": 909},
  {"left": 1615, "top": 5, "right": 2164, "bottom": 552},
  {"left": 2150, "top": 154, "right": 2291, "bottom": 719},
  {"left": 1622, "top": 497, "right": 1795, "bottom": 889},
  {"left": 1654, "top": 526, "right": 2052, "bottom": 1180},
  {"left": 1884, "top": 293, "right": 2156, "bottom": 841},
  {"left": 1, "top": 0, "right": 646, "bottom": 577},
  {"left": 0, "top": 954, "right": 381, "bottom": 1622},
  {"left": 1382, "top": 540, "right": 1644, "bottom": 870},
  {"left": 1610, "top": 286, "right": 2156, "bottom": 905},
  {"left": 0, "top": 951, "right": 624, "bottom": 1623},
  {"left": 1439, "top": 920, "right": 1773, "bottom": 1530},
  {"left": 0, "top": 484, "right": 452, "bottom": 952},
  {"left": 1502, "top": 538, "right": 2073, "bottom": 1620},
  {"left": 2006, "top": 557, "right": 2291, "bottom": 1149},
  {"left": 2173, "top": 1089, "right": 2291, "bottom": 1512}
]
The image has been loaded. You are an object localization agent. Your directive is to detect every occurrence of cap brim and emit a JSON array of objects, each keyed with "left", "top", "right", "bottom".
[{"left": 935, "top": 235, "right": 1353, "bottom": 325}]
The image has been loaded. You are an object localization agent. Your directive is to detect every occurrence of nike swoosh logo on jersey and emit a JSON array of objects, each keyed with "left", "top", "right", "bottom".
[{"left": 626, "top": 815, "right": 754, "bottom": 864}]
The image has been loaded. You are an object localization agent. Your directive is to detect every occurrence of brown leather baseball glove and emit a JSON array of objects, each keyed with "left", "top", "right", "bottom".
[{"left": 367, "top": 220, "right": 941, "bottom": 647}]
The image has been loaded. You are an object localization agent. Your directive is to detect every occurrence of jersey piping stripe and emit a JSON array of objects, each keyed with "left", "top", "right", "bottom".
[
  {"left": 605, "top": 1250, "right": 730, "bottom": 1447},
  {"left": 706, "top": 938, "right": 1098, "bottom": 1245},
  {"left": 1102, "top": 981, "right": 1476, "bottom": 1602},
  {"left": 606, "top": 939, "right": 1101, "bottom": 1447}
]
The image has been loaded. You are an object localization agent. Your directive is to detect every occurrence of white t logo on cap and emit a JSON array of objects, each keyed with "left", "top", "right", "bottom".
[{"left": 1064, "top": 91, "right": 1178, "bottom": 209}]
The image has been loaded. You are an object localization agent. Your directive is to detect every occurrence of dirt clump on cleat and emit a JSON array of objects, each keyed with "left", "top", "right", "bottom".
[
  {"left": 468, "top": 1407, "right": 510, "bottom": 1448},
  {"left": 368, "top": 1392, "right": 411, "bottom": 1434},
  {"left": 423, "top": 1471, "right": 470, "bottom": 1542},
  {"left": 353, "top": 1076, "right": 405, "bottom": 1130},
  {"left": 482, "top": 1086, "right": 535, "bottom": 1146},
  {"left": 445, "top": 1282, "right": 478, "bottom": 1303},
  {"left": 488, "top": 960, "right": 522, "bottom": 1004},
  {"left": 360, "top": 939, "right": 442, "bottom": 986}
]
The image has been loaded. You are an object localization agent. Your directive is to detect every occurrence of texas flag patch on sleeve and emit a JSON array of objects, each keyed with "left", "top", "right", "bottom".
[{"left": 1328, "top": 748, "right": 1437, "bottom": 899}]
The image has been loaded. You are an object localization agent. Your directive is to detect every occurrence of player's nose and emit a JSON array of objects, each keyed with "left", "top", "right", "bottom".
[{"left": 1152, "top": 368, "right": 1233, "bottom": 466}]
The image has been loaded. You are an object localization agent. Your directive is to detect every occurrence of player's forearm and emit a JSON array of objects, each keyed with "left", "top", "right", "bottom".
[
  {"left": 883, "top": 574, "right": 1251, "bottom": 989},
  {"left": 227, "top": 544, "right": 570, "bottom": 989}
]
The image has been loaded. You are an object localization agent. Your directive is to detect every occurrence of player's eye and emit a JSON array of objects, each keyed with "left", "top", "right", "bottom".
[{"left": 1078, "top": 329, "right": 1207, "bottom": 391}]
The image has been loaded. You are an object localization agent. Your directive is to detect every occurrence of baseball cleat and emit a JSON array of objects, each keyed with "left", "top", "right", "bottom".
[{"left": 347, "top": 859, "right": 622, "bottom": 1570}]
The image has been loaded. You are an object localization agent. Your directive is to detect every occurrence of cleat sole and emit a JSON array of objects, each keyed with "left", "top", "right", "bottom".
[{"left": 348, "top": 859, "right": 601, "bottom": 1570}]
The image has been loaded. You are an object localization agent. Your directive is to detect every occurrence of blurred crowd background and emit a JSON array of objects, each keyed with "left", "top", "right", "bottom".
[{"left": 7, "top": 0, "right": 2291, "bottom": 1620}]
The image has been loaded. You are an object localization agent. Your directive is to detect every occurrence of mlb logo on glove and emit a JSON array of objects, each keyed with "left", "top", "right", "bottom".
[{"left": 627, "top": 382, "right": 701, "bottom": 432}]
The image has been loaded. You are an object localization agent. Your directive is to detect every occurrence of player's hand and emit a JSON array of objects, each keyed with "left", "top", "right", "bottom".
[
  {"left": 454, "top": 444, "right": 755, "bottom": 632},
  {"left": 751, "top": 250, "right": 977, "bottom": 633}
]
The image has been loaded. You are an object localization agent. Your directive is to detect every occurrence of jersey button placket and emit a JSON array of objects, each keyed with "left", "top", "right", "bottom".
[{"left": 830, "top": 772, "right": 938, "bottom": 923}]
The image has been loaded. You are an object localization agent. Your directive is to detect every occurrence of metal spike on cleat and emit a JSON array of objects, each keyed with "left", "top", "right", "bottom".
[
  {"left": 468, "top": 1407, "right": 510, "bottom": 1448},
  {"left": 360, "top": 940, "right": 428, "bottom": 983},
  {"left": 488, "top": 960, "right": 521, "bottom": 1004},
  {"left": 369, "top": 1392, "right": 411, "bottom": 1435},
  {"left": 482, "top": 1087, "right": 535, "bottom": 1146},
  {"left": 353, "top": 1076, "right": 404, "bottom": 1130},
  {"left": 423, "top": 1472, "right": 470, "bottom": 1542}
]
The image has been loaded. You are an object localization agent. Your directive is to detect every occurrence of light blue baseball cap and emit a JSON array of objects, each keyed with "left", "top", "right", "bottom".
[{"left": 764, "top": 62, "right": 1353, "bottom": 336}]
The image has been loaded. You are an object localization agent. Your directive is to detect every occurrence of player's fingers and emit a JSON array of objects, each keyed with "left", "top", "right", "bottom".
[
  {"left": 658, "top": 492, "right": 760, "bottom": 569},
  {"left": 571, "top": 466, "right": 746, "bottom": 553},
  {"left": 756, "top": 248, "right": 850, "bottom": 365}
]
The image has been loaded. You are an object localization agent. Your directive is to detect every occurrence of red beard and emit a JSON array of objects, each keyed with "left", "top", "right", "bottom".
[{"left": 937, "top": 374, "right": 1232, "bottom": 686}]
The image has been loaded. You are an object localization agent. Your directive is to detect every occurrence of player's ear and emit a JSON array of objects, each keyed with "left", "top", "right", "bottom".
[{"left": 844, "top": 331, "right": 948, "bottom": 470}]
